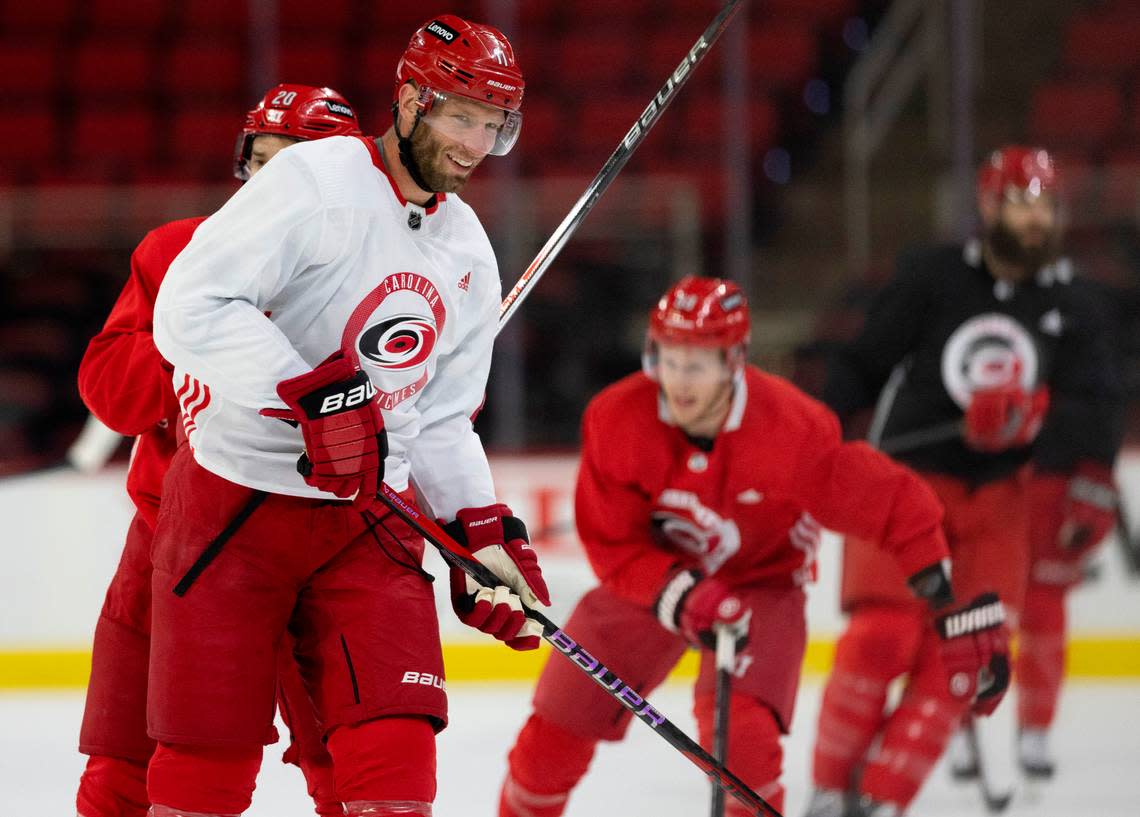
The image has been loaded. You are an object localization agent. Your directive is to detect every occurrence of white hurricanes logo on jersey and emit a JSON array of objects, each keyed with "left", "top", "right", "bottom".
[
  {"left": 342, "top": 272, "right": 448, "bottom": 411},
  {"left": 651, "top": 489, "right": 741, "bottom": 575},
  {"left": 940, "top": 312, "right": 1039, "bottom": 408},
  {"left": 359, "top": 314, "right": 438, "bottom": 370}
]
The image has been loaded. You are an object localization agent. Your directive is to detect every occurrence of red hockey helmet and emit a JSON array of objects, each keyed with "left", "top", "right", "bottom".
[
  {"left": 977, "top": 145, "right": 1057, "bottom": 204},
  {"left": 233, "top": 84, "right": 362, "bottom": 180},
  {"left": 394, "top": 15, "right": 524, "bottom": 155},
  {"left": 644, "top": 276, "right": 751, "bottom": 377}
]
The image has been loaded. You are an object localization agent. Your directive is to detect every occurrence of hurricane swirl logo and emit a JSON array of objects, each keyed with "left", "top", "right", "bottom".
[
  {"left": 940, "top": 312, "right": 1038, "bottom": 408},
  {"left": 358, "top": 314, "right": 438, "bottom": 370}
]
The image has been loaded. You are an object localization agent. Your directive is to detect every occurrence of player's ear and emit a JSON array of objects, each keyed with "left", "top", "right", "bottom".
[{"left": 396, "top": 81, "right": 421, "bottom": 132}]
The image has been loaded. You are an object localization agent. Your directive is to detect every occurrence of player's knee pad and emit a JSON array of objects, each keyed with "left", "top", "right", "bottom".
[
  {"left": 147, "top": 741, "right": 262, "bottom": 816},
  {"left": 1020, "top": 582, "right": 1066, "bottom": 633},
  {"left": 694, "top": 693, "right": 784, "bottom": 814},
  {"left": 326, "top": 716, "right": 436, "bottom": 804},
  {"left": 500, "top": 713, "right": 598, "bottom": 817},
  {"left": 77, "top": 754, "right": 149, "bottom": 817},
  {"left": 860, "top": 692, "right": 962, "bottom": 809}
]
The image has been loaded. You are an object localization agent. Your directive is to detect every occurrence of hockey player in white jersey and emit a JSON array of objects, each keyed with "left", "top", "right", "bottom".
[{"left": 147, "top": 16, "right": 546, "bottom": 817}]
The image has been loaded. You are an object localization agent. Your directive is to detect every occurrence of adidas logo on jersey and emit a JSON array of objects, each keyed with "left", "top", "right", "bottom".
[{"left": 458, "top": 271, "right": 471, "bottom": 291}]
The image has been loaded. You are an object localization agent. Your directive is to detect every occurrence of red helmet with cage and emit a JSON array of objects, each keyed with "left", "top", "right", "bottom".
[
  {"left": 977, "top": 145, "right": 1057, "bottom": 204},
  {"left": 233, "top": 84, "right": 362, "bottom": 180},
  {"left": 643, "top": 276, "right": 751, "bottom": 378},
  {"left": 394, "top": 15, "right": 524, "bottom": 155}
]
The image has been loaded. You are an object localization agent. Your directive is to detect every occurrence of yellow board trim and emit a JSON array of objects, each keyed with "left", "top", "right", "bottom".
[{"left": 3, "top": 637, "right": 1139, "bottom": 689}]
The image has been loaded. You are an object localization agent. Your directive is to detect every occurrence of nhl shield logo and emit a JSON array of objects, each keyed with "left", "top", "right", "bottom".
[{"left": 407, "top": 210, "right": 422, "bottom": 230}]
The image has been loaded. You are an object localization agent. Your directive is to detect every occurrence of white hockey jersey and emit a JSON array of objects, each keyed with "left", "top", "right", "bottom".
[{"left": 153, "top": 135, "right": 499, "bottom": 519}]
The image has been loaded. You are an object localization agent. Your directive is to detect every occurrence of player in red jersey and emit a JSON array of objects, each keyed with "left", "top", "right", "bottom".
[
  {"left": 496, "top": 276, "right": 1009, "bottom": 817},
  {"left": 74, "top": 84, "right": 363, "bottom": 817},
  {"left": 805, "top": 147, "right": 1121, "bottom": 816}
]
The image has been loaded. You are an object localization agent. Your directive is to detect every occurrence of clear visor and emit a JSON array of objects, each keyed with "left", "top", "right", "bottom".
[{"left": 419, "top": 89, "right": 522, "bottom": 157}]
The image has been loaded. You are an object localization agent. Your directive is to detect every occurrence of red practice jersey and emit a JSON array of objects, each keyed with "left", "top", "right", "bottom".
[
  {"left": 77, "top": 217, "right": 206, "bottom": 523},
  {"left": 576, "top": 367, "right": 951, "bottom": 607}
]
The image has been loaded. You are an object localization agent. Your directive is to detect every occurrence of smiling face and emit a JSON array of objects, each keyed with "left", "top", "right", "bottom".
[
  {"left": 403, "top": 91, "right": 507, "bottom": 194},
  {"left": 656, "top": 342, "right": 735, "bottom": 437}
]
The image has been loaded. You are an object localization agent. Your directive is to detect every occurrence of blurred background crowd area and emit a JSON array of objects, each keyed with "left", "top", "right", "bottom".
[{"left": 0, "top": 0, "right": 1138, "bottom": 472}]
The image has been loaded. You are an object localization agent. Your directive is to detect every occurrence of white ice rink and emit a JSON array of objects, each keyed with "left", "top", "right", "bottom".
[{"left": 4, "top": 679, "right": 1138, "bottom": 816}]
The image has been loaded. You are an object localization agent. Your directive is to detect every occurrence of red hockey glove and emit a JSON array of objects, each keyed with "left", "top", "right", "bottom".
[
  {"left": 260, "top": 353, "right": 386, "bottom": 510},
  {"left": 444, "top": 504, "right": 550, "bottom": 651},
  {"left": 655, "top": 569, "right": 750, "bottom": 651},
  {"left": 963, "top": 383, "right": 1049, "bottom": 452},
  {"left": 1058, "top": 462, "right": 1117, "bottom": 553},
  {"left": 934, "top": 593, "right": 1011, "bottom": 716}
]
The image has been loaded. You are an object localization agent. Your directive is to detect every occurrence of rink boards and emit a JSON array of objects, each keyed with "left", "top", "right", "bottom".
[{"left": 2, "top": 451, "right": 1139, "bottom": 687}]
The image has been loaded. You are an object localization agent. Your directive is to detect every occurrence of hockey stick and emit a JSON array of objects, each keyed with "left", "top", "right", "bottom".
[
  {"left": 877, "top": 419, "right": 962, "bottom": 456},
  {"left": 962, "top": 717, "right": 1013, "bottom": 813},
  {"left": 496, "top": 0, "right": 746, "bottom": 333},
  {"left": 1115, "top": 497, "right": 1140, "bottom": 575},
  {"left": 710, "top": 623, "right": 740, "bottom": 817},
  {"left": 372, "top": 482, "right": 783, "bottom": 817}
]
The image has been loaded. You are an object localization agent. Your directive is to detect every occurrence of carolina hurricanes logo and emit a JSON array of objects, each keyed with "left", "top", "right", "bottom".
[
  {"left": 651, "top": 489, "right": 741, "bottom": 575},
  {"left": 359, "top": 314, "right": 438, "bottom": 370},
  {"left": 342, "top": 272, "right": 447, "bottom": 410},
  {"left": 940, "top": 313, "right": 1039, "bottom": 408}
]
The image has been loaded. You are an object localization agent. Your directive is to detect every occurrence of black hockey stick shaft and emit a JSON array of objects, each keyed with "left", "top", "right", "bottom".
[
  {"left": 710, "top": 625, "right": 736, "bottom": 817},
  {"left": 374, "top": 482, "right": 783, "bottom": 817},
  {"left": 877, "top": 419, "right": 962, "bottom": 456},
  {"left": 963, "top": 718, "right": 1013, "bottom": 813},
  {"left": 497, "top": 0, "right": 746, "bottom": 333},
  {"left": 1115, "top": 496, "right": 1140, "bottom": 575}
]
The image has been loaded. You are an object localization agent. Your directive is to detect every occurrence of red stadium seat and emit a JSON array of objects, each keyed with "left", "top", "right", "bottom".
[
  {"left": 761, "top": 0, "right": 857, "bottom": 30},
  {"left": 180, "top": 0, "right": 246, "bottom": 35},
  {"left": 0, "top": 0, "right": 76, "bottom": 33},
  {"left": 72, "top": 106, "right": 156, "bottom": 166},
  {"left": 749, "top": 24, "right": 818, "bottom": 92},
  {"left": 162, "top": 39, "right": 245, "bottom": 104},
  {"left": 677, "top": 95, "right": 781, "bottom": 155},
  {"left": 0, "top": 107, "right": 57, "bottom": 168},
  {"left": 0, "top": 45, "right": 59, "bottom": 99},
  {"left": 72, "top": 39, "right": 154, "bottom": 98},
  {"left": 577, "top": 96, "right": 664, "bottom": 161},
  {"left": 278, "top": 37, "right": 348, "bottom": 89},
  {"left": 1062, "top": 13, "right": 1140, "bottom": 77},
  {"left": 171, "top": 107, "right": 241, "bottom": 172},
  {"left": 88, "top": 0, "right": 169, "bottom": 34},
  {"left": 279, "top": 0, "right": 353, "bottom": 33},
  {"left": 555, "top": 34, "right": 638, "bottom": 96},
  {"left": 367, "top": 2, "right": 484, "bottom": 32},
  {"left": 1102, "top": 147, "right": 1140, "bottom": 220},
  {"left": 1029, "top": 81, "right": 1124, "bottom": 150}
]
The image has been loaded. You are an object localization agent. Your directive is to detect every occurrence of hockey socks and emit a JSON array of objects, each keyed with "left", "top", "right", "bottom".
[
  {"left": 77, "top": 755, "right": 149, "bottom": 817},
  {"left": 500, "top": 714, "right": 597, "bottom": 817},
  {"left": 694, "top": 692, "right": 785, "bottom": 815},
  {"left": 147, "top": 742, "right": 262, "bottom": 816},
  {"left": 326, "top": 716, "right": 436, "bottom": 805}
]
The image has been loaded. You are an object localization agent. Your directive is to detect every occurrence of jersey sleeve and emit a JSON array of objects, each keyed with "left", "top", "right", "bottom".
[
  {"left": 824, "top": 248, "right": 932, "bottom": 423},
  {"left": 1034, "top": 280, "right": 1126, "bottom": 472},
  {"left": 153, "top": 153, "right": 326, "bottom": 410},
  {"left": 574, "top": 400, "right": 681, "bottom": 608},
  {"left": 781, "top": 407, "right": 950, "bottom": 580},
  {"left": 78, "top": 228, "right": 184, "bottom": 435},
  {"left": 407, "top": 261, "right": 499, "bottom": 520}
]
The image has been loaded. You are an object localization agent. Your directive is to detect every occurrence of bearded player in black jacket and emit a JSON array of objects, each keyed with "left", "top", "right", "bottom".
[{"left": 802, "top": 146, "right": 1123, "bottom": 817}]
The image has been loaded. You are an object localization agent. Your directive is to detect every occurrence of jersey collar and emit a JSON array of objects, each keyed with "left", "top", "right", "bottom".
[{"left": 358, "top": 136, "right": 445, "bottom": 215}]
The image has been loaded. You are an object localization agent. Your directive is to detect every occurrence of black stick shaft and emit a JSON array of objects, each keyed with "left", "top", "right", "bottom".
[
  {"left": 710, "top": 626, "right": 735, "bottom": 817},
  {"left": 497, "top": 0, "right": 746, "bottom": 333},
  {"left": 374, "top": 483, "right": 783, "bottom": 817}
]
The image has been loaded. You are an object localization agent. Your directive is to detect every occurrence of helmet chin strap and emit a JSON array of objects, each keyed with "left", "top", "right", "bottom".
[{"left": 391, "top": 102, "right": 437, "bottom": 195}]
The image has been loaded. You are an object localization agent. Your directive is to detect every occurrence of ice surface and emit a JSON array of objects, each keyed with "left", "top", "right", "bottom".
[{"left": 4, "top": 680, "right": 1138, "bottom": 815}]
